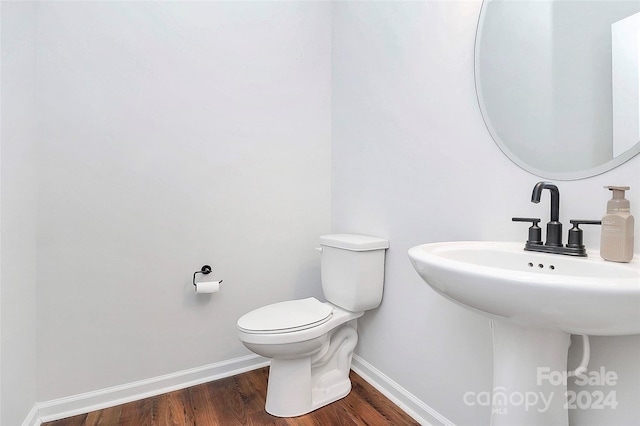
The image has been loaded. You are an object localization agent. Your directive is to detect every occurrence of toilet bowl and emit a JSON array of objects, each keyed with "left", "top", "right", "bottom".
[
  {"left": 238, "top": 297, "right": 364, "bottom": 417},
  {"left": 237, "top": 234, "right": 389, "bottom": 417}
]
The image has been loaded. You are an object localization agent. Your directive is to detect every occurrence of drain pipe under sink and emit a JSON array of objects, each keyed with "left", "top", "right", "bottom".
[{"left": 568, "top": 334, "right": 590, "bottom": 377}]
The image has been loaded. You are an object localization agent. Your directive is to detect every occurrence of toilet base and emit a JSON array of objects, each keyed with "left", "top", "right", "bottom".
[{"left": 264, "top": 323, "right": 358, "bottom": 417}]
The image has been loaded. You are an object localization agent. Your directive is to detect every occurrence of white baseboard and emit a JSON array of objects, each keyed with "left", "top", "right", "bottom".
[
  {"left": 21, "top": 405, "right": 41, "bottom": 426},
  {"left": 351, "top": 354, "right": 455, "bottom": 426},
  {"left": 28, "top": 353, "right": 451, "bottom": 426},
  {"left": 35, "top": 354, "right": 269, "bottom": 424}
]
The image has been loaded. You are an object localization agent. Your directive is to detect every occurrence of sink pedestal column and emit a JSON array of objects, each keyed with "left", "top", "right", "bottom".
[{"left": 491, "top": 321, "right": 571, "bottom": 426}]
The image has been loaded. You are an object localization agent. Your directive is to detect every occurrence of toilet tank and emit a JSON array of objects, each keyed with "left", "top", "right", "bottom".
[{"left": 319, "top": 234, "right": 389, "bottom": 312}]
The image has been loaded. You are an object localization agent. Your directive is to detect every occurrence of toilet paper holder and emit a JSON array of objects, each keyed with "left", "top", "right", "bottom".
[{"left": 193, "top": 265, "right": 222, "bottom": 287}]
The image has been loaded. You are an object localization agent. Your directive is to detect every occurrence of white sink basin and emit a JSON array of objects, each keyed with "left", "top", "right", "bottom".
[{"left": 408, "top": 241, "right": 640, "bottom": 335}]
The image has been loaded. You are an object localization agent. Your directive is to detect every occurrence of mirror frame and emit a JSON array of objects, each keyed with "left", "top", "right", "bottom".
[{"left": 474, "top": 0, "right": 640, "bottom": 180}]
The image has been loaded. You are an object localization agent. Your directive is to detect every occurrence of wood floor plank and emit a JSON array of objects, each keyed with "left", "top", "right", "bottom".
[
  {"left": 299, "top": 398, "right": 358, "bottom": 426},
  {"left": 117, "top": 395, "right": 155, "bottom": 425},
  {"left": 236, "top": 367, "right": 268, "bottom": 410},
  {"left": 84, "top": 404, "right": 122, "bottom": 426},
  {"left": 205, "top": 376, "right": 250, "bottom": 425},
  {"left": 177, "top": 387, "right": 198, "bottom": 426},
  {"left": 45, "top": 413, "right": 88, "bottom": 426},
  {"left": 346, "top": 374, "right": 416, "bottom": 425},
  {"left": 153, "top": 389, "right": 190, "bottom": 426},
  {"left": 186, "top": 381, "right": 222, "bottom": 425},
  {"left": 43, "top": 367, "right": 420, "bottom": 426}
]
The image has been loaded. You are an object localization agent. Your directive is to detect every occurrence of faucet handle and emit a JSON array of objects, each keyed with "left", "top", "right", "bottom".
[
  {"left": 569, "top": 219, "right": 602, "bottom": 226},
  {"left": 566, "top": 220, "right": 602, "bottom": 249},
  {"left": 512, "top": 217, "right": 542, "bottom": 245}
]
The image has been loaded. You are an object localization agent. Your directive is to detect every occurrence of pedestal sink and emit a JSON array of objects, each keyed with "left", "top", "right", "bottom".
[{"left": 408, "top": 241, "right": 640, "bottom": 426}]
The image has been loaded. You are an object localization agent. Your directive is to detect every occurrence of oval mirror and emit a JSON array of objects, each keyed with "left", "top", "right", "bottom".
[{"left": 475, "top": 0, "right": 640, "bottom": 180}]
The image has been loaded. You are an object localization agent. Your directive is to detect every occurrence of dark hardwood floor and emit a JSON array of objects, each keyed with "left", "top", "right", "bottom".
[{"left": 43, "top": 367, "right": 420, "bottom": 425}]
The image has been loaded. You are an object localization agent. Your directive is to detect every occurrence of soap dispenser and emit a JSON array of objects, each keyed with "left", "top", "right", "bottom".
[{"left": 600, "top": 186, "right": 634, "bottom": 262}]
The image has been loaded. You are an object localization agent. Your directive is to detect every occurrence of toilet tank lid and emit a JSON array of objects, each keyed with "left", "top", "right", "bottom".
[{"left": 319, "top": 234, "right": 389, "bottom": 251}]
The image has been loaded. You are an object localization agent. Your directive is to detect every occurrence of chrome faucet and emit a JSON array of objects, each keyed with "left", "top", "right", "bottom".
[
  {"left": 513, "top": 182, "right": 601, "bottom": 257},
  {"left": 531, "top": 182, "right": 562, "bottom": 247}
]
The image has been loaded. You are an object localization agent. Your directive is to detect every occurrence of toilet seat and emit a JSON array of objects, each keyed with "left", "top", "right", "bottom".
[{"left": 237, "top": 297, "right": 333, "bottom": 334}]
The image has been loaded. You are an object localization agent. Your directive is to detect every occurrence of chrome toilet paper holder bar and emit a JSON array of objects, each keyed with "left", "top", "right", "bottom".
[{"left": 193, "top": 265, "right": 222, "bottom": 287}]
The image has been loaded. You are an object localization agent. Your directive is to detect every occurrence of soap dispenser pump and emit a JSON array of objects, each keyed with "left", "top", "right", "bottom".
[{"left": 600, "top": 186, "right": 634, "bottom": 262}]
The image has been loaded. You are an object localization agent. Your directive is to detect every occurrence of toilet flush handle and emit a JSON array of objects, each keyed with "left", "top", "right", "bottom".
[{"left": 315, "top": 246, "right": 323, "bottom": 253}]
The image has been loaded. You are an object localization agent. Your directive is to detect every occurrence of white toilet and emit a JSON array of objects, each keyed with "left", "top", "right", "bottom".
[{"left": 237, "top": 234, "right": 389, "bottom": 417}]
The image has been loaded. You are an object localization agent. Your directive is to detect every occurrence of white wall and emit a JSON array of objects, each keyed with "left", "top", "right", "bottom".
[
  {"left": 0, "top": 2, "right": 39, "bottom": 425},
  {"left": 34, "top": 1, "right": 331, "bottom": 401},
  {"left": 332, "top": 2, "right": 640, "bottom": 425},
  {"left": 1, "top": 2, "right": 639, "bottom": 425}
]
